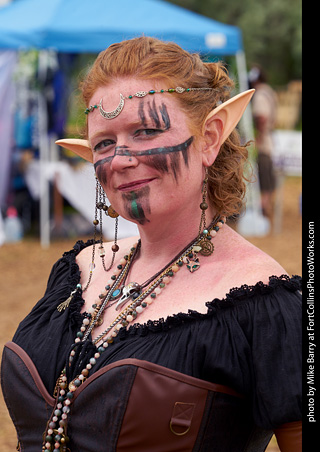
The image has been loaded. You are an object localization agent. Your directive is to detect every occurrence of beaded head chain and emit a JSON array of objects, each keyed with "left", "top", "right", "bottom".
[{"left": 84, "top": 87, "right": 214, "bottom": 119}]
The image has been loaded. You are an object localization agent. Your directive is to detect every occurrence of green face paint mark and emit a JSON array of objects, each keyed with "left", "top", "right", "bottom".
[
  {"left": 130, "top": 193, "right": 141, "bottom": 219},
  {"left": 122, "top": 187, "right": 151, "bottom": 225}
]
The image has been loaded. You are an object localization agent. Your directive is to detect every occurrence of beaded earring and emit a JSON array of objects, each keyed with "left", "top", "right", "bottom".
[
  {"left": 92, "top": 177, "right": 119, "bottom": 275},
  {"left": 198, "top": 168, "right": 214, "bottom": 256},
  {"left": 182, "top": 169, "right": 213, "bottom": 273},
  {"left": 56, "top": 180, "right": 119, "bottom": 313}
]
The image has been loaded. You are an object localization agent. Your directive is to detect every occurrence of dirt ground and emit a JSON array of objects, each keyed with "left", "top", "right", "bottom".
[{"left": 0, "top": 176, "right": 301, "bottom": 451}]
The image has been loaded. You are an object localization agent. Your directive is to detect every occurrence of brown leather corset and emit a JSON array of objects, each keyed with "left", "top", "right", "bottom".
[{"left": 1, "top": 342, "right": 273, "bottom": 451}]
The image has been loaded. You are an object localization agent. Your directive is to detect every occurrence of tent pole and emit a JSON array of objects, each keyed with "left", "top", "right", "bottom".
[
  {"left": 235, "top": 50, "right": 254, "bottom": 141},
  {"left": 38, "top": 52, "right": 51, "bottom": 249},
  {"left": 235, "top": 50, "right": 269, "bottom": 236},
  {"left": 38, "top": 91, "right": 50, "bottom": 248}
]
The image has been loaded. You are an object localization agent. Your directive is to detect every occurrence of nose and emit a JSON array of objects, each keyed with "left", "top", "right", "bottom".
[{"left": 110, "top": 146, "right": 139, "bottom": 171}]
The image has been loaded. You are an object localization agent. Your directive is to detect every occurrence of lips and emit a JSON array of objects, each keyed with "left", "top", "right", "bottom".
[{"left": 117, "top": 178, "right": 156, "bottom": 191}]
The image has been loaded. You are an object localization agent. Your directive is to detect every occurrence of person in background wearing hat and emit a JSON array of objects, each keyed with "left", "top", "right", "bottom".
[{"left": 1, "top": 37, "right": 301, "bottom": 452}]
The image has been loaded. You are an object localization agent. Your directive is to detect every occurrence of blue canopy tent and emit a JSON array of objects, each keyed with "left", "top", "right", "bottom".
[
  {"left": 0, "top": 0, "right": 242, "bottom": 55},
  {"left": 0, "top": 0, "right": 262, "bottom": 245}
]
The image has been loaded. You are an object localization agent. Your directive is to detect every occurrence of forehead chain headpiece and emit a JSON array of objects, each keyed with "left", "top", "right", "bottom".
[{"left": 85, "top": 87, "right": 214, "bottom": 119}]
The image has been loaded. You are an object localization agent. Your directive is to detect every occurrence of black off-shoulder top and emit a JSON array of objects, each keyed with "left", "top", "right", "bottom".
[{"left": 11, "top": 240, "right": 302, "bottom": 430}]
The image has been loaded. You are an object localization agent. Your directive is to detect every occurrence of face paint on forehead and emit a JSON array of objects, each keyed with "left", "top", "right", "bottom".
[
  {"left": 138, "top": 100, "right": 147, "bottom": 128},
  {"left": 159, "top": 103, "right": 170, "bottom": 130},
  {"left": 122, "top": 187, "right": 151, "bottom": 225},
  {"left": 139, "top": 99, "right": 171, "bottom": 131},
  {"left": 148, "top": 98, "right": 161, "bottom": 129}
]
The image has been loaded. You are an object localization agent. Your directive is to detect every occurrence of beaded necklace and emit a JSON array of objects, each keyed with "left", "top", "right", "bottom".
[{"left": 42, "top": 215, "right": 226, "bottom": 452}]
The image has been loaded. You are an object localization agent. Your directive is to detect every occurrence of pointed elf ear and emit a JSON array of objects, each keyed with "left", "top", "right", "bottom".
[
  {"left": 55, "top": 138, "right": 93, "bottom": 163},
  {"left": 203, "top": 89, "right": 255, "bottom": 145}
]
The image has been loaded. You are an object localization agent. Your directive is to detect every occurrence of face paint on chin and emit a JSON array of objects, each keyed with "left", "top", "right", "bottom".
[{"left": 122, "top": 186, "right": 151, "bottom": 225}]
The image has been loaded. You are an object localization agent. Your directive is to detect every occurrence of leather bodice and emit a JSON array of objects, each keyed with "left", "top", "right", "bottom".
[{"left": 1, "top": 341, "right": 273, "bottom": 452}]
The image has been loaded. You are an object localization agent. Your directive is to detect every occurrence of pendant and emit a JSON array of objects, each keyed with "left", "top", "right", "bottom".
[
  {"left": 57, "top": 289, "right": 77, "bottom": 312},
  {"left": 99, "top": 94, "right": 125, "bottom": 119},
  {"left": 198, "top": 238, "right": 214, "bottom": 256},
  {"left": 184, "top": 252, "right": 201, "bottom": 273},
  {"left": 115, "top": 282, "right": 141, "bottom": 310}
]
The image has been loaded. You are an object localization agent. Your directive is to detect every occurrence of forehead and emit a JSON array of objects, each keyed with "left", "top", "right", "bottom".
[{"left": 87, "top": 77, "right": 187, "bottom": 135}]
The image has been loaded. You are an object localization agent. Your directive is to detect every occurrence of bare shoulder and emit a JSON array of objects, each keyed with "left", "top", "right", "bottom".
[{"left": 216, "top": 225, "right": 287, "bottom": 288}]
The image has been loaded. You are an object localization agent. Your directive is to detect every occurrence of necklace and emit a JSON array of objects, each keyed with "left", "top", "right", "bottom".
[{"left": 42, "top": 215, "right": 226, "bottom": 452}]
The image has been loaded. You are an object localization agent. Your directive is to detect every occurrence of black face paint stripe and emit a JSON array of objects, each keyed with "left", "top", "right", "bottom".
[
  {"left": 94, "top": 156, "right": 113, "bottom": 169},
  {"left": 138, "top": 100, "right": 147, "bottom": 127},
  {"left": 144, "top": 153, "right": 169, "bottom": 174},
  {"left": 93, "top": 136, "right": 194, "bottom": 171},
  {"left": 95, "top": 163, "right": 108, "bottom": 186},
  {"left": 159, "top": 103, "right": 171, "bottom": 130},
  {"left": 148, "top": 98, "right": 161, "bottom": 128}
]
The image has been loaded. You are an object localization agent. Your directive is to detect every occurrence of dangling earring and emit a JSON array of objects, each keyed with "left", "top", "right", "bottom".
[
  {"left": 198, "top": 168, "right": 214, "bottom": 256},
  {"left": 184, "top": 169, "right": 212, "bottom": 273},
  {"left": 199, "top": 167, "right": 209, "bottom": 236},
  {"left": 90, "top": 178, "right": 120, "bottom": 278}
]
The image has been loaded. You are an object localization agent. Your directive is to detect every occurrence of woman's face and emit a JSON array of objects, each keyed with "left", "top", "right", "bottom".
[{"left": 88, "top": 78, "right": 205, "bottom": 226}]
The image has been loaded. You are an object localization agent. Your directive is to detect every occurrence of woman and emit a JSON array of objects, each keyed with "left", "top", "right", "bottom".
[{"left": 1, "top": 37, "right": 301, "bottom": 452}]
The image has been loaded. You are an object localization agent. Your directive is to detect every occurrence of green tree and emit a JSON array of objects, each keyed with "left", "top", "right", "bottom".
[{"left": 168, "top": 0, "right": 301, "bottom": 86}]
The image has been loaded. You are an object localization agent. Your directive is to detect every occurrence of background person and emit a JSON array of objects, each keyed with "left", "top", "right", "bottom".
[{"left": 249, "top": 64, "right": 278, "bottom": 223}]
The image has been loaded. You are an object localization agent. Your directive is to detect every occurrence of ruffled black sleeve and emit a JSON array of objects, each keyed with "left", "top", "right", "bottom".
[
  {"left": 12, "top": 240, "right": 93, "bottom": 393},
  {"left": 203, "top": 275, "right": 302, "bottom": 430}
]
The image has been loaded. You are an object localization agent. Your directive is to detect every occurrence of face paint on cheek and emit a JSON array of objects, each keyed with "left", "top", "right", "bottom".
[
  {"left": 94, "top": 159, "right": 111, "bottom": 186},
  {"left": 122, "top": 187, "right": 151, "bottom": 225},
  {"left": 143, "top": 136, "right": 193, "bottom": 182}
]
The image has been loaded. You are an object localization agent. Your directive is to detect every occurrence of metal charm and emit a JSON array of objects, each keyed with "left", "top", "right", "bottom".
[
  {"left": 115, "top": 282, "right": 141, "bottom": 310},
  {"left": 198, "top": 239, "right": 214, "bottom": 256},
  {"left": 185, "top": 253, "right": 200, "bottom": 273},
  {"left": 99, "top": 94, "right": 125, "bottom": 119}
]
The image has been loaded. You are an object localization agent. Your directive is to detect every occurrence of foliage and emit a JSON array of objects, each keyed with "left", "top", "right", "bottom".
[{"left": 168, "top": 0, "right": 302, "bottom": 87}]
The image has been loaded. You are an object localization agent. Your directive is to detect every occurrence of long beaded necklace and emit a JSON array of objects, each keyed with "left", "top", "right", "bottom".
[{"left": 42, "top": 215, "right": 226, "bottom": 452}]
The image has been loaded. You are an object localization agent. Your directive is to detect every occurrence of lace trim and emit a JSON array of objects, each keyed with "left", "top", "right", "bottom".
[
  {"left": 59, "top": 240, "right": 95, "bottom": 328},
  {"left": 208, "top": 274, "right": 302, "bottom": 310},
  {"left": 122, "top": 274, "right": 302, "bottom": 337},
  {"left": 59, "top": 242, "right": 302, "bottom": 337}
]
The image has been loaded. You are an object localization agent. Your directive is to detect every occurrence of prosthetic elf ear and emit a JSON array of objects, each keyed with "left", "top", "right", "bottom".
[
  {"left": 203, "top": 89, "right": 255, "bottom": 145},
  {"left": 55, "top": 138, "right": 93, "bottom": 163}
]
